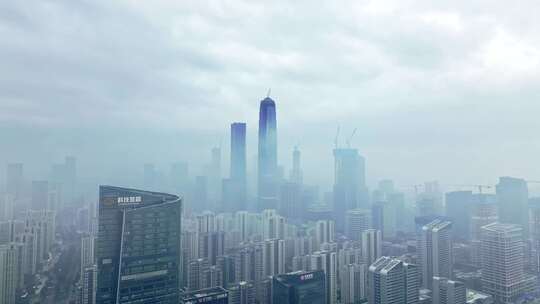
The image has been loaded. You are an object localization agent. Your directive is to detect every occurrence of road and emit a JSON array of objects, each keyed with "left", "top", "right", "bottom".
[{"left": 29, "top": 228, "right": 81, "bottom": 304}]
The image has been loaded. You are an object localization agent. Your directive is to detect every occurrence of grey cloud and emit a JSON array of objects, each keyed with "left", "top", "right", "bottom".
[{"left": 1, "top": 0, "right": 540, "bottom": 190}]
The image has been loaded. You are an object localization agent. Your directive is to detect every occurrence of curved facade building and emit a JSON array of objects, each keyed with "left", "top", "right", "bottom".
[
  {"left": 258, "top": 97, "right": 278, "bottom": 211},
  {"left": 96, "top": 186, "right": 182, "bottom": 304}
]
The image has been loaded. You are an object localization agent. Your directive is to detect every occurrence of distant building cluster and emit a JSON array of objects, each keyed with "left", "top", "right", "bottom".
[{"left": 2, "top": 95, "right": 540, "bottom": 304}]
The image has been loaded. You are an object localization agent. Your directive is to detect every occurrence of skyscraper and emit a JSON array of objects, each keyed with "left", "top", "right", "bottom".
[
  {"left": 272, "top": 270, "right": 326, "bottom": 304},
  {"left": 31, "top": 180, "right": 49, "bottom": 210},
  {"left": 231, "top": 123, "right": 247, "bottom": 182},
  {"left": 445, "top": 191, "right": 473, "bottom": 240},
  {"left": 279, "top": 182, "right": 302, "bottom": 219},
  {"left": 258, "top": 96, "right": 278, "bottom": 211},
  {"left": 227, "top": 122, "right": 247, "bottom": 211},
  {"left": 496, "top": 177, "right": 529, "bottom": 237},
  {"left": 481, "top": 223, "right": 535, "bottom": 303},
  {"left": 5, "top": 163, "right": 23, "bottom": 201},
  {"left": 368, "top": 257, "right": 419, "bottom": 304},
  {"left": 333, "top": 148, "right": 367, "bottom": 232},
  {"left": 418, "top": 219, "right": 453, "bottom": 289},
  {"left": 207, "top": 147, "right": 222, "bottom": 207},
  {"left": 290, "top": 147, "right": 303, "bottom": 184},
  {"left": 96, "top": 186, "right": 182, "bottom": 304}
]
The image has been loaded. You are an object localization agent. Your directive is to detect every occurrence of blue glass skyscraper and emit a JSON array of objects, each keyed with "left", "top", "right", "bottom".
[
  {"left": 96, "top": 186, "right": 182, "bottom": 304},
  {"left": 224, "top": 122, "right": 247, "bottom": 211},
  {"left": 258, "top": 96, "right": 278, "bottom": 211}
]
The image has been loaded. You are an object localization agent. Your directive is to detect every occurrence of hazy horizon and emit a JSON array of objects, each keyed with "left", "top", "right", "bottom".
[{"left": 2, "top": 1, "right": 540, "bottom": 194}]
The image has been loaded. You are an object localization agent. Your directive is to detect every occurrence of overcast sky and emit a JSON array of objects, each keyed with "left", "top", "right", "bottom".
[{"left": 1, "top": 0, "right": 540, "bottom": 193}]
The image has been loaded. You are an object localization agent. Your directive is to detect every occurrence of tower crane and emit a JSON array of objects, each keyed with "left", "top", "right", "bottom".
[{"left": 346, "top": 128, "right": 357, "bottom": 148}]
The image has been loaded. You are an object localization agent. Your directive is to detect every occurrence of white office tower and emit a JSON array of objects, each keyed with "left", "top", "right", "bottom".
[
  {"left": 0, "top": 243, "right": 18, "bottom": 304},
  {"left": 262, "top": 210, "right": 286, "bottom": 240},
  {"left": 263, "top": 239, "right": 285, "bottom": 277},
  {"left": 432, "top": 276, "right": 466, "bottom": 304},
  {"left": 228, "top": 281, "right": 255, "bottom": 304},
  {"left": 361, "top": 229, "right": 382, "bottom": 266},
  {"left": 340, "top": 263, "right": 367, "bottom": 304},
  {"left": 368, "top": 257, "right": 419, "bottom": 304},
  {"left": 481, "top": 223, "right": 535, "bottom": 303},
  {"left": 311, "top": 251, "right": 337, "bottom": 304},
  {"left": 345, "top": 209, "right": 371, "bottom": 241},
  {"left": 315, "top": 220, "right": 335, "bottom": 250},
  {"left": 418, "top": 219, "right": 452, "bottom": 289},
  {"left": 81, "top": 265, "right": 97, "bottom": 304}
]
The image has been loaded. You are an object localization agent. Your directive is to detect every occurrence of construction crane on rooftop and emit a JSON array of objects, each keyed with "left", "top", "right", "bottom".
[
  {"left": 334, "top": 125, "right": 340, "bottom": 149},
  {"left": 346, "top": 128, "right": 357, "bottom": 148},
  {"left": 450, "top": 184, "right": 493, "bottom": 194}
]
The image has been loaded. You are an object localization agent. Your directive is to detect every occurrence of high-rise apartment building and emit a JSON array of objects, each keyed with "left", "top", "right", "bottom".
[
  {"left": 345, "top": 209, "right": 370, "bottom": 241},
  {"left": 315, "top": 220, "right": 335, "bottom": 250},
  {"left": 310, "top": 251, "right": 337, "bottom": 304},
  {"left": 340, "top": 263, "right": 367, "bottom": 304},
  {"left": 262, "top": 238, "right": 285, "bottom": 277},
  {"left": 361, "top": 229, "right": 381, "bottom": 266}
]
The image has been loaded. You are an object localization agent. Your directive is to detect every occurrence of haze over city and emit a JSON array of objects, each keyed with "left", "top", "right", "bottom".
[
  {"left": 1, "top": 1, "right": 540, "bottom": 304},
  {"left": 2, "top": 1, "right": 540, "bottom": 192}
]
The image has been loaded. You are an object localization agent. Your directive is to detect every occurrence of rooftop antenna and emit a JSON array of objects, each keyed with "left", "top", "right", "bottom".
[{"left": 267, "top": 88, "right": 271, "bottom": 98}]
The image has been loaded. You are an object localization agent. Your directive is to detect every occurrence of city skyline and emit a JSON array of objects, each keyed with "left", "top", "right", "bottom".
[
  {"left": 2, "top": 2, "right": 540, "bottom": 304},
  {"left": 2, "top": 1, "right": 540, "bottom": 189}
]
